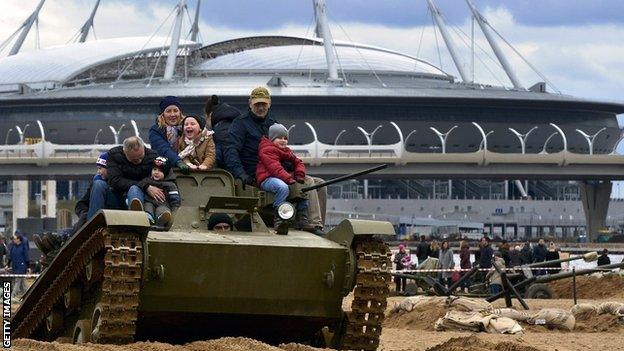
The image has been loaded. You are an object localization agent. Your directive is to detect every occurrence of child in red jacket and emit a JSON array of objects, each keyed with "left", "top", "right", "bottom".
[{"left": 256, "top": 124, "right": 309, "bottom": 231}]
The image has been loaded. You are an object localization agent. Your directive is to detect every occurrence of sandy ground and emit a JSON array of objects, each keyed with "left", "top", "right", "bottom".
[{"left": 7, "top": 276, "right": 624, "bottom": 351}]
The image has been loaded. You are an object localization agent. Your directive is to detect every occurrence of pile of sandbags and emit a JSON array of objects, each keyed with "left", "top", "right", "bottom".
[
  {"left": 392, "top": 295, "right": 445, "bottom": 313},
  {"left": 572, "top": 301, "right": 624, "bottom": 318},
  {"left": 527, "top": 308, "right": 576, "bottom": 331},
  {"left": 434, "top": 310, "right": 523, "bottom": 334}
]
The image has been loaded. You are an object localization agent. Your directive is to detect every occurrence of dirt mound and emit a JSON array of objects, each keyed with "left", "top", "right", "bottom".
[
  {"left": 548, "top": 274, "right": 624, "bottom": 299},
  {"left": 384, "top": 301, "right": 448, "bottom": 330},
  {"left": 573, "top": 309, "right": 624, "bottom": 333},
  {"left": 11, "top": 338, "right": 332, "bottom": 351},
  {"left": 425, "top": 335, "right": 544, "bottom": 351}
]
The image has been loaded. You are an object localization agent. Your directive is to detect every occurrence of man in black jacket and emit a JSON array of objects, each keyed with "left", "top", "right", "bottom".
[
  {"left": 107, "top": 136, "right": 159, "bottom": 211},
  {"left": 532, "top": 238, "right": 548, "bottom": 275},
  {"left": 225, "top": 87, "right": 326, "bottom": 235},
  {"left": 416, "top": 235, "right": 430, "bottom": 264}
]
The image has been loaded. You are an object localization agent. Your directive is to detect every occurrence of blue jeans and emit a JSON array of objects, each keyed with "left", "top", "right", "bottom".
[
  {"left": 126, "top": 185, "right": 146, "bottom": 208},
  {"left": 490, "top": 283, "right": 502, "bottom": 295},
  {"left": 87, "top": 180, "right": 124, "bottom": 218},
  {"left": 261, "top": 177, "right": 308, "bottom": 210}
]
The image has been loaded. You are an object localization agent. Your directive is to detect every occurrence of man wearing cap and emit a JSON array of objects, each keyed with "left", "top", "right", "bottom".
[{"left": 225, "top": 86, "right": 327, "bottom": 234}]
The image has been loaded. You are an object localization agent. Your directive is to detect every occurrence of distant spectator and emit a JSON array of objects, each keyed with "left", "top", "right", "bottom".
[
  {"left": 416, "top": 235, "right": 430, "bottom": 264},
  {"left": 7, "top": 233, "right": 29, "bottom": 298},
  {"left": 499, "top": 240, "right": 511, "bottom": 266},
  {"left": 545, "top": 242, "right": 561, "bottom": 273},
  {"left": 429, "top": 240, "right": 440, "bottom": 259},
  {"left": 510, "top": 245, "right": 522, "bottom": 267},
  {"left": 532, "top": 238, "right": 548, "bottom": 275},
  {"left": 0, "top": 237, "right": 7, "bottom": 266},
  {"left": 459, "top": 241, "right": 472, "bottom": 292},
  {"left": 438, "top": 240, "right": 455, "bottom": 289},
  {"left": 208, "top": 213, "right": 234, "bottom": 231},
  {"left": 597, "top": 248, "right": 611, "bottom": 266},
  {"left": 486, "top": 252, "right": 506, "bottom": 295},
  {"left": 479, "top": 236, "right": 493, "bottom": 269},
  {"left": 520, "top": 241, "right": 533, "bottom": 265},
  {"left": 393, "top": 244, "right": 410, "bottom": 294}
]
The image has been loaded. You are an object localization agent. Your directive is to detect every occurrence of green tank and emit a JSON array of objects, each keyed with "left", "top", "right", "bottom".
[{"left": 11, "top": 168, "right": 393, "bottom": 350}]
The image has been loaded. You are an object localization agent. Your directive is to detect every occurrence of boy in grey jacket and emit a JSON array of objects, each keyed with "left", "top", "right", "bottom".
[{"left": 138, "top": 156, "right": 181, "bottom": 227}]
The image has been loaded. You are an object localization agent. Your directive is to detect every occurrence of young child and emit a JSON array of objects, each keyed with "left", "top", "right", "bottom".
[
  {"left": 256, "top": 124, "right": 309, "bottom": 232},
  {"left": 138, "top": 156, "right": 181, "bottom": 226},
  {"left": 177, "top": 115, "right": 216, "bottom": 171}
]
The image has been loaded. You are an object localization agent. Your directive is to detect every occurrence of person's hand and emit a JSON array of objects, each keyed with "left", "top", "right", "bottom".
[
  {"left": 241, "top": 174, "right": 256, "bottom": 186},
  {"left": 295, "top": 178, "right": 305, "bottom": 184},
  {"left": 147, "top": 185, "right": 166, "bottom": 203},
  {"left": 176, "top": 160, "right": 190, "bottom": 175},
  {"left": 198, "top": 164, "right": 208, "bottom": 171},
  {"left": 188, "top": 163, "right": 198, "bottom": 170},
  {"left": 287, "top": 179, "right": 296, "bottom": 185}
]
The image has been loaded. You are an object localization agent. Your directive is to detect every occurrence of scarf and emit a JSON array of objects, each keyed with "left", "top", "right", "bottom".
[
  {"left": 165, "top": 125, "right": 179, "bottom": 148},
  {"left": 178, "top": 128, "right": 214, "bottom": 162}
]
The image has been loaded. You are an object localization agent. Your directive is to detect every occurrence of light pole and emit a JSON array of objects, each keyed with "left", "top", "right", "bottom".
[
  {"left": 576, "top": 127, "right": 606, "bottom": 155},
  {"left": 478, "top": 130, "right": 493, "bottom": 150},
  {"left": 15, "top": 124, "right": 30, "bottom": 144},
  {"left": 109, "top": 124, "right": 125, "bottom": 145},
  {"left": 130, "top": 119, "right": 140, "bottom": 137},
  {"left": 405, "top": 129, "right": 417, "bottom": 148},
  {"left": 508, "top": 126, "right": 537, "bottom": 154},
  {"left": 333, "top": 129, "right": 346, "bottom": 154},
  {"left": 429, "top": 125, "right": 457, "bottom": 154},
  {"left": 540, "top": 132, "right": 559, "bottom": 154},
  {"left": 287, "top": 124, "right": 296, "bottom": 133},
  {"left": 94, "top": 129, "right": 103, "bottom": 144},
  {"left": 4, "top": 128, "right": 13, "bottom": 145},
  {"left": 357, "top": 125, "right": 382, "bottom": 156}
]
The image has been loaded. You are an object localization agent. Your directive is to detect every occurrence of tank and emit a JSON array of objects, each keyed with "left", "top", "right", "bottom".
[{"left": 11, "top": 168, "right": 394, "bottom": 350}]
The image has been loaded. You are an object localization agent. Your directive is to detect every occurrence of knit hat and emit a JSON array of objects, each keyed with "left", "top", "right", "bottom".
[
  {"left": 96, "top": 152, "right": 108, "bottom": 168},
  {"left": 153, "top": 156, "right": 171, "bottom": 175},
  {"left": 182, "top": 115, "right": 206, "bottom": 131},
  {"left": 269, "top": 123, "right": 288, "bottom": 141},
  {"left": 159, "top": 95, "right": 182, "bottom": 114},
  {"left": 208, "top": 213, "right": 233, "bottom": 230}
]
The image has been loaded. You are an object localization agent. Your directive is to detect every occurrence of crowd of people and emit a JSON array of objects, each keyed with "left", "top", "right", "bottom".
[{"left": 391, "top": 236, "right": 618, "bottom": 295}]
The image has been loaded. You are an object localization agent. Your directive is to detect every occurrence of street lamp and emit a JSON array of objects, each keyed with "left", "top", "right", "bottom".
[
  {"left": 478, "top": 130, "right": 493, "bottom": 151},
  {"left": 334, "top": 129, "right": 346, "bottom": 146},
  {"left": 508, "top": 126, "right": 537, "bottom": 154},
  {"left": 4, "top": 128, "right": 13, "bottom": 145},
  {"left": 109, "top": 124, "right": 125, "bottom": 145},
  {"left": 94, "top": 129, "right": 103, "bottom": 144},
  {"left": 429, "top": 125, "right": 457, "bottom": 154},
  {"left": 130, "top": 119, "right": 140, "bottom": 137},
  {"left": 357, "top": 124, "right": 382, "bottom": 156},
  {"left": 405, "top": 129, "right": 417, "bottom": 148},
  {"left": 287, "top": 124, "right": 296, "bottom": 133},
  {"left": 576, "top": 127, "right": 606, "bottom": 155},
  {"left": 15, "top": 124, "right": 30, "bottom": 144},
  {"left": 540, "top": 132, "right": 559, "bottom": 154}
]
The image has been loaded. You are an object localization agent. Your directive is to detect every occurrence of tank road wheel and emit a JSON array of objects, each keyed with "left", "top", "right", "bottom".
[
  {"left": 73, "top": 319, "right": 92, "bottom": 344},
  {"left": 339, "top": 238, "right": 392, "bottom": 351},
  {"left": 524, "top": 283, "right": 554, "bottom": 299},
  {"left": 64, "top": 285, "right": 82, "bottom": 313},
  {"left": 85, "top": 256, "right": 104, "bottom": 285},
  {"left": 45, "top": 308, "right": 64, "bottom": 337}
]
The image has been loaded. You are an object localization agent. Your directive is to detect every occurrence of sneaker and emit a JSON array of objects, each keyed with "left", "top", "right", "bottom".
[
  {"left": 146, "top": 213, "right": 155, "bottom": 225},
  {"left": 304, "top": 227, "right": 326, "bottom": 237},
  {"left": 129, "top": 198, "right": 143, "bottom": 211},
  {"left": 158, "top": 211, "right": 172, "bottom": 226}
]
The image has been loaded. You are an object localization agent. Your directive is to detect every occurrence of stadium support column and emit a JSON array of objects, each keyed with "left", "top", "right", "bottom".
[
  {"left": 579, "top": 180, "right": 611, "bottom": 242},
  {"left": 41, "top": 180, "right": 56, "bottom": 218},
  {"left": 12, "top": 181, "right": 28, "bottom": 233}
]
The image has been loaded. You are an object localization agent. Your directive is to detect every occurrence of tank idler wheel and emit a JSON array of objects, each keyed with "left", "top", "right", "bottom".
[
  {"left": 73, "top": 319, "right": 92, "bottom": 344},
  {"left": 91, "top": 303, "right": 104, "bottom": 343},
  {"left": 64, "top": 285, "right": 82, "bottom": 312},
  {"left": 45, "top": 308, "right": 64, "bottom": 336}
]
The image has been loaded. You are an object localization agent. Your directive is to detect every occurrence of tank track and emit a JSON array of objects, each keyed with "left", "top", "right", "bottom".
[
  {"left": 14, "top": 227, "right": 143, "bottom": 344},
  {"left": 341, "top": 238, "right": 391, "bottom": 351}
]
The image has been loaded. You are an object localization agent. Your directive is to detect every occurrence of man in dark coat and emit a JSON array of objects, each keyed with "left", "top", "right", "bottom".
[
  {"left": 8, "top": 233, "right": 29, "bottom": 297},
  {"left": 204, "top": 95, "right": 241, "bottom": 168},
  {"left": 107, "top": 136, "right": 159, "bottom": 211},
  {"left": 520, "top": 242, "right": 533, "bottom": 265},
  {"left": 416, "top": 235, "right": 430, "bottom": 264},
  {"left": 225, "top": 87, "right": 326, "bottom": 235},
  {"left": 532, "top": 239, "right": 548, "bottom": 275},
  {"left": 597, "top": 248, "right": 611, "bottom": 266}
]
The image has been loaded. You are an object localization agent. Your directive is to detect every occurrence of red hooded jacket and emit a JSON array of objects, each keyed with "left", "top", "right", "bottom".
[{"left": 256, "top": 136, "right": 306, "bottom": 185}]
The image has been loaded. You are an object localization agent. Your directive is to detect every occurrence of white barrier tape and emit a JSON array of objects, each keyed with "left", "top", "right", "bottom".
[
  {"left": 0, "top": 274, "right": 40, "bottom": 278},
  {"left": 393, "top": 266, "right": 616, "bottom": 274}
]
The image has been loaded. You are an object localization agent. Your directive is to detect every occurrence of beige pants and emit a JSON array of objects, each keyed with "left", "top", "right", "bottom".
[{"left": 304, "top": 176, "right": 326, "bottom": 228}]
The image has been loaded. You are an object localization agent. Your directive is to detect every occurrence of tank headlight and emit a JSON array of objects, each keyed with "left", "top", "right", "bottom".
[{"left": 277, "top": 202, "right": 295, "bottom": 220}]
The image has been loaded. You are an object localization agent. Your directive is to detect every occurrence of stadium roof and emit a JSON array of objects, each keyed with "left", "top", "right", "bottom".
[{"left": 0, "top": 37, "right": 198, "bottom": 86}]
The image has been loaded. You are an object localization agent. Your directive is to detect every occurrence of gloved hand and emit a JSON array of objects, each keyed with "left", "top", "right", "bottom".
[
  {"left": 241, "top": 174, "right": 256, "bottom": 187},
  {"left": 295, "top": 178, "right": 305, "bottom": 184},
  {"left": 287, "top": 178, "right": 296, "bottom": 185},
  {"left": 176, "top": 160, "right": 190, "bottom": 175}
]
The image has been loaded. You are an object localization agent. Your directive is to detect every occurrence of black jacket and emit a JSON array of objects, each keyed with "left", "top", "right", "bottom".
[
  {"left": 597, "top": 254, "right": 610, "bottom": 266},
  {"left": 107, "top": 146, "right": 158, "bottom": 197},
  {"left": 211, "top": 103, "right": 241, "bottom": 167},
  {"left": 479, "top": 245, "right": 493, "bottom": 268},
  {"left": 416, "top": 241, "right": 430, "bottom": 263},
  {"left": 139, "top": 173, "right": 181, "bottom": 208},
  {"left": 394, "top": 251, "right": 409, "bottom": 270},
  {"left": 533, "top": 244, "right": 548, "bottom": 263},
  {"left": 224, "top": 110, "right": 277, "bottom": 180},
  {"left": 520, "top": 246, "right": 533, "bottom": 265}
]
